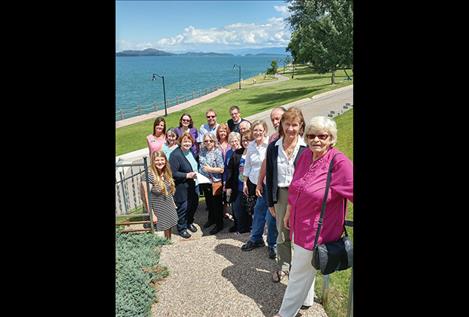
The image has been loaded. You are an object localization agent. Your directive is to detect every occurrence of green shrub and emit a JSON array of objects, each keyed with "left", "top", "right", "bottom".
[{"left": 116, "top": 232, "right": 170, "bottom": 317}]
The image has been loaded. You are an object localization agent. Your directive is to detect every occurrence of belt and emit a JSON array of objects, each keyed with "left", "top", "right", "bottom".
[{"left": 279, "top": 187, "right": 289, "bottom": 190}]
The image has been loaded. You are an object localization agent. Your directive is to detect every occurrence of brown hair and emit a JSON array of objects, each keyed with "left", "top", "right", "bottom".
[
  {"left": 152, "top": 116, "right": 166, "bottom": 136},
  {"left": 178, "top": 113, "right": 193, "bottom": 128},
  {"left": 216, "top": 123, "right": 231, "bottom": 142},
  {"left": 178, "top": 131, "right": 195, "bottom": 145},
  {"left": 278, "top": 107, "right": 305, "bottom": 137}
]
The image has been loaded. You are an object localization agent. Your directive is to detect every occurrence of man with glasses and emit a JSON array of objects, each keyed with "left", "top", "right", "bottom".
[
  {"left": 197, "top": 109, "right": 220, "bottom": 146},
  {"left": 227, "top": 105, "right": 247, "bottom": 133}
]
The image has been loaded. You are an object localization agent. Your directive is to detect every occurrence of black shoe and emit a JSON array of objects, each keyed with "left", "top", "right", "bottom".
[
  {"left": 268, "top": 247, "right": 277, "bottom": 259},
  {"left": 241, "top": 240, "right": 265, "bottom": 251},
  {"left": 300, "top": 305, "right": 311, "bottom": 310},
  {"left": 229, "top": 225, "right": 237, "bottom": 233},
  {"left": 179, "top": 230, "right": 191, "bottom": 239},
  {"left": 209, "top": 227, "right": 222, "bottom": 235},
  {"left": 188, "top": 224, "right": 198, "bottom": 233},
  {"left": 203, "top": 221, "right": 214, "bottom": 229}
]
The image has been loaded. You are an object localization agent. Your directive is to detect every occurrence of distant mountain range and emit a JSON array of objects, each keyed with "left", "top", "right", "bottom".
[
  {"left": 116, "top": 48, "right": 175, "bottom": 56},
  {"left": 116, "top": 47, "right": 290, "bottom": 57}
]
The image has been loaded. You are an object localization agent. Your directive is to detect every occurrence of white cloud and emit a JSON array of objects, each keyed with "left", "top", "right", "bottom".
[
  {"left": 117, "top": 13, "right": 291, "bottom": 52},
  {"left": 154, "top": 17, "right": 290, "bottom": 50},
  {"left": 274, "top": 5, "right": 290, "bottom": 17}
]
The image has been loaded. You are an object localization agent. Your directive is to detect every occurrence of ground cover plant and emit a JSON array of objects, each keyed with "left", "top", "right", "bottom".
[{"left": 116, "top": 232, "right": 170, "bottom": 317}]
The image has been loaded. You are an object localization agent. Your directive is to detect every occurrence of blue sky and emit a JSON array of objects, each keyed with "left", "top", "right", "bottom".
[{"left": 116, "top": 1, "right": 292, "bottom": 52}]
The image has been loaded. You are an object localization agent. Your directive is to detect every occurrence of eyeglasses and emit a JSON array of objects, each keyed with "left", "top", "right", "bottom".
[
  {"left": 204, "top": 140, "right": 214, "bottom": 143},
  {"left": 206, "top": 115, "right": 216, "bottom": 118},
  {"left": 306, "top": 134, "right": 329, "bottom": 140}
]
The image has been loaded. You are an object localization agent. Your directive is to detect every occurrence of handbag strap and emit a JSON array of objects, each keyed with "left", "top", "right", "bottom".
[{"left": 312, "top": 153, "right": 348, "bottom": 249}]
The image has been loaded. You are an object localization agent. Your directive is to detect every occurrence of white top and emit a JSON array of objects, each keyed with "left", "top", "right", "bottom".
[
  {"left": 276, "top": 136, "right": 306, "bottom": 187},
  {"left": 243, "top": 137, "right": 269, "bottom": 185},
  {"left": 197, "top": 123, "right": 220, "bottom": 143}
]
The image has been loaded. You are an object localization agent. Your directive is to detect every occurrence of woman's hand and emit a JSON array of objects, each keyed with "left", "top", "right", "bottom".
[
  {"left": 203, "top": 165, "right": 211, "bottom": 173},
  {"left": 186, "top": 172, "right": 197, "bottom": 179},
  {"left": 255, "top": 184, "right": 263, "bottom": 197},
  {"left": 152, "top": 213, "right": 158, "bottom": 224},
  {"left": 243, "top": 183, "right": 249, "bottom": 196}
]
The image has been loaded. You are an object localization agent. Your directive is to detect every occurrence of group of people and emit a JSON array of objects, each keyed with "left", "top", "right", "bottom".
[{"left": 140, "top": 104, "right": 353, "bottom": 317}]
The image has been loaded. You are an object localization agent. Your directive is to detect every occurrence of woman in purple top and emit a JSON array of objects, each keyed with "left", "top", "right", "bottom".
[
  {"left": 174, "top": 113, "right": 199, "bottom": 157},
  {"left": 274, "top": 116, "right": 353, "bottom": 317}
]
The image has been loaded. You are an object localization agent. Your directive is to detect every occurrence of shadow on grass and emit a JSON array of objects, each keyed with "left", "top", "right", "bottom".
[{"left": 242, "top": 84, "right": 331, "bottom": 107}]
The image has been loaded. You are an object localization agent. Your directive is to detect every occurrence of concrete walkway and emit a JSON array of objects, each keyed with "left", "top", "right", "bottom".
[
  {"left": 116, "top": 88, "right": 231, "bottom": 129},
  {"left": 116, "top": 84, "right": 353, "bottom": 163}
]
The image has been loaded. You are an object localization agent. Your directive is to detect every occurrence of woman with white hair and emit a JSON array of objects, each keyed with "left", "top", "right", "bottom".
[{"left": 274, "top": 116, "right": 353, "bottom": 317}]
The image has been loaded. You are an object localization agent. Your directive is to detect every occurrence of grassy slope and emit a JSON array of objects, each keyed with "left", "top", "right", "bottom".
[{"left": 116, "top": 66, "right": 353, "bottom": 155}]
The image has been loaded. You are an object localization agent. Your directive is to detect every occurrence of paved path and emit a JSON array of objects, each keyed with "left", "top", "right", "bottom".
[
  {"left": 151, "top": 202, "right": 328, "bottom": 317},
  {"left": 116, "top": 85, "right": 353, "bottom": 163},
  {"left": 116, "top": 88, "right": 231, "bottom": 129}
]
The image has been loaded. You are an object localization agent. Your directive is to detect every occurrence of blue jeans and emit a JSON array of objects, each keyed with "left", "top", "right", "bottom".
[{"left": 249, "top": 186, "right": 278, "bottom": 248}]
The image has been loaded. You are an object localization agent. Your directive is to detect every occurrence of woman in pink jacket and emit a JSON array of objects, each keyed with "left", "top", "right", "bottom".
[
  {"left": 147, "top": 117, "right": 167, "bottom": 157},
  {"left": 274, "top": 116, "right": 353, "bottom": 317}
]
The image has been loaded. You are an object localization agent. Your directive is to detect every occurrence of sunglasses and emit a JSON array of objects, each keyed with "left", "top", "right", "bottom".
[
  {"left": 306, "top": 134, "right": 329, "bottom": 140},
  {"left": 206, "top": 115, "right": 216, "bottom": 118},
  {"left": 182, "top": 119, "right": 191, "bottom": 122}
]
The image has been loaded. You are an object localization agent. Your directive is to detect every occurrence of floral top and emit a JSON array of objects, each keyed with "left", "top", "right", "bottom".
[
  {"left": 288, "top": 147, "right": 353, "bottom": 250},
  {"left": 199, "top": 147, "right": 224, "bottom": 182}
]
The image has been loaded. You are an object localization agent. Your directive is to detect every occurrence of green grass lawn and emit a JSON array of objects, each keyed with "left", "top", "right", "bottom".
[{"left": 116, "top": 65, "right": 353, "bottom": 156}]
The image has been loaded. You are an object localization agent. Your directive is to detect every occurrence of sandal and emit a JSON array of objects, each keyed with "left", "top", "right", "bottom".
[{"left": 272, "top": 270, "right": 288, "bottom": 283}]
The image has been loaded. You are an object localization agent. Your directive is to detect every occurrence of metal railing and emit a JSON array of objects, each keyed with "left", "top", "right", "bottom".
[
  {"left": 321, "top": 219, "right": 353, "bottom": 317},
  {"left": 116, "top": 85, "right": 221, "bottom": 121},
  {"left": 115, "top": 157, "right": 155, "bottom": 233}
]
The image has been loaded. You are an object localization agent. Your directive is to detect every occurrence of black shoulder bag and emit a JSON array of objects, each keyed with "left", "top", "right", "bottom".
[{"left": 311, "top": 154, "right": 353, "bottom": 275}]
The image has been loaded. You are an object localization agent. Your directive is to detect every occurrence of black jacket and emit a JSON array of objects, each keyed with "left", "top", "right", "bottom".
[
  {"left": 265, "top": 140, "right": 306, "bottom": 207},
  {"left": 169, "top": 147, "right": 198, "bottom": 203},
  {"left": 225, "top": 148, "right": 245, "bottom": 203}
]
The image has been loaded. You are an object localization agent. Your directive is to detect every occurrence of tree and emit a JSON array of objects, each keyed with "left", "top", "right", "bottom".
[
  {"left": 286, "top": 0, "right": 353, "bottom": 84},
  {"left": 266, "top": 60, "right": 279, "bottom": 75}
]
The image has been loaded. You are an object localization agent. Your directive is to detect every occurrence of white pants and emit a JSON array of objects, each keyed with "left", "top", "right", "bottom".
[{"left": 278, "top": 241, "right": 316, "bottom": 317}]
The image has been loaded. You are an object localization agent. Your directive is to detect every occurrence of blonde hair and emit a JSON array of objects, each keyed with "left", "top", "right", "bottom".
[{"left": 149, "top": 151, "right": 175, "bottom": 195}]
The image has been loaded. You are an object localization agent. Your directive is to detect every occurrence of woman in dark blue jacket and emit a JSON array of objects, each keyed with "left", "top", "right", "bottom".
[{"left": 169, "top": 132, "right": 199, "bottom": 239}]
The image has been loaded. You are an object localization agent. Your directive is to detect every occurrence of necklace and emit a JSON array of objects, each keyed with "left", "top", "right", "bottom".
[{"left": 283, "top": 139, "right": 297, "bottom": 159}]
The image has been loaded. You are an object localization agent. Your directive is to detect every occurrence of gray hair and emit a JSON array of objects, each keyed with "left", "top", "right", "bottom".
[
  {"left": 228, "top": 132, "right": 241, "bottom": 143},
  {"left": 304, "top": 116, "right": 338, "bottom": 146},
  {"left": 202, "top": 132, "right": 219, "bottom": 150}
]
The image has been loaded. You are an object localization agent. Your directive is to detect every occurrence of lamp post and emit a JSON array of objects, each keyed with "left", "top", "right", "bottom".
[
  {"left": 152, "top": 73, "right": 167, "bottom": 116},
  {"left": 233, "top": 64, "right": 241, "bottom": 89}
]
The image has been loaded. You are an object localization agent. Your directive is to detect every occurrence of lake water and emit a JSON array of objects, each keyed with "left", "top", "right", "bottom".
[{"left": 116, "top": 55, "right": 286, "bottom": 119}]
